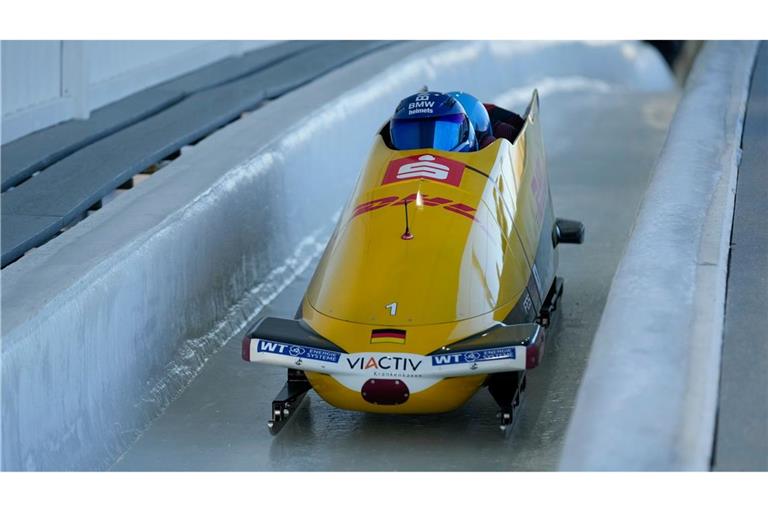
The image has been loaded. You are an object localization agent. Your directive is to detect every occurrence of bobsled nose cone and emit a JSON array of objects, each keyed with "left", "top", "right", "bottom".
[{"left": 361, "top": 379, "right": 410, "bottom": 406}]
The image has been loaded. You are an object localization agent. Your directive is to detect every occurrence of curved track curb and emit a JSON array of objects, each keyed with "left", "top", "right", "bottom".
[{"left": 560, "top": 41, "right": 759, "bottom": 470}]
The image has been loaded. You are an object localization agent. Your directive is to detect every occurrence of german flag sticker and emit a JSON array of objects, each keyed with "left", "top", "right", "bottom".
[{"left": 370, "top": 328, "right": 406, "bottom": 344}]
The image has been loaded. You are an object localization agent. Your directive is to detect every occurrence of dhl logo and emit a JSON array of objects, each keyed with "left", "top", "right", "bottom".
[{"left": 352, "top": 193, "right": 476, "bottom": 220}]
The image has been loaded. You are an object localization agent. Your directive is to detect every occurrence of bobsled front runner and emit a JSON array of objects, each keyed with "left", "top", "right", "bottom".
[{"left": 242, "top": 91, "right": 584, "bottom": 434}]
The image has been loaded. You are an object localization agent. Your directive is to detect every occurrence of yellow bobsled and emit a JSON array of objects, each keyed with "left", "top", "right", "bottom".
[{"left": 243, "top": 91, "right": 583, "bottom": 434}]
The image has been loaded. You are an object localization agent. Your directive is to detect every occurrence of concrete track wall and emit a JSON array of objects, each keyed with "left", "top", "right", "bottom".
[
  {"left": 560, "top": 41, "right": 759, "bottom": 470},
  {"left": 1, "top": 41, "right": 671, "bottom": 470}
]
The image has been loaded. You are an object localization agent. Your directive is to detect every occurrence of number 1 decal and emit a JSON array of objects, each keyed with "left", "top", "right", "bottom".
[{"left": 385, "top": 302, "right": 398, "bottom": 316}]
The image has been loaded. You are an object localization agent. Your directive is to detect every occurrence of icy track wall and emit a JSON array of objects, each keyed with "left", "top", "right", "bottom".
[
  {"left": 1, "top": 41, "right": 672, "bottom": 470},
  {"left": 560, "top": 41, "right": 759, "bottom": 471}
]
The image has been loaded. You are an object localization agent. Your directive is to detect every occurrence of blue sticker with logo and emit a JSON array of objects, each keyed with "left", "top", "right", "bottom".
[
  {"left": 431, "top": 347, "right": 516, "bottom": 366},
  {"left": 256, "top": 339, "right": 341, "bottom": 363}
]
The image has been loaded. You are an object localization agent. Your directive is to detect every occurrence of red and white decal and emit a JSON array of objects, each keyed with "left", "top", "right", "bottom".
[{"left": 382, "top": 154, "right": 465, "bottom": 186}]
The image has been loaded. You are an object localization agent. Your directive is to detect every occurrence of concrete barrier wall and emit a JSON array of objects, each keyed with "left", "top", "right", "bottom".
[
  {"left": 559, "top": 41, "right": 759, "bottom": 470},
  {"left": 1, "top": 41, "right": 671, "bottom": 470}
]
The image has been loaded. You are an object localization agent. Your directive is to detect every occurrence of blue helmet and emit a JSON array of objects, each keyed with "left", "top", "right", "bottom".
[
  {"left": 389, "top": 91, "right": 477, "bottom": 152},
  {"left": 446, "top": 91, "right": 492, "bottom": 137}
]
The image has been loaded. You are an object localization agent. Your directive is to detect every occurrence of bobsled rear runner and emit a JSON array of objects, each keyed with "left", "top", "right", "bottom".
[{"left": 242, "top": 90, "right": 584, "bottom": 434}]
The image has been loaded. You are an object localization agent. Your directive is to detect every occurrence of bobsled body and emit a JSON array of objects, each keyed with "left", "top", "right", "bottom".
[{"left": 243, "top": 91, "right": 581, "bottom": 423}]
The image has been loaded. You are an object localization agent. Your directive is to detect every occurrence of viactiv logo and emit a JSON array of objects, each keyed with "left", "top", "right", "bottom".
[{"left": 346, "top": 355, "right": 422, "bottom": 372}]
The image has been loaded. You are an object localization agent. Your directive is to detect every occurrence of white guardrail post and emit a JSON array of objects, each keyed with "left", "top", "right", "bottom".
[{"left": 559, "top": 41, "right": 759, "bottom": 471}]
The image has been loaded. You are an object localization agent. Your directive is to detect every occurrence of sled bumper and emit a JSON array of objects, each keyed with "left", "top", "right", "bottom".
[{"left": 242, "top": 318, "right": 545, "bottom": 380}]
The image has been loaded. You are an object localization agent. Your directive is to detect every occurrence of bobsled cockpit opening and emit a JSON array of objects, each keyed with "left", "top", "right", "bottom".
[{"left": 379, "top": 120, "right": 394, "bottom": 148}]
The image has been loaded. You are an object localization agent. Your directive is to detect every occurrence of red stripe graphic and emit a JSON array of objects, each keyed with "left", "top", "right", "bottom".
[{"left": 371, "top": 331, "right": 406, "bottom": 339}]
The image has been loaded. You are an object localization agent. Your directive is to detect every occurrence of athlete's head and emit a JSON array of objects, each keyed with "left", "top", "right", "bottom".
[
  {"left": 446, "top": 91, "right": 492, "bottom": 139},
  {"left": 389, "top": 91, "right": 477, "bottom": 152}
]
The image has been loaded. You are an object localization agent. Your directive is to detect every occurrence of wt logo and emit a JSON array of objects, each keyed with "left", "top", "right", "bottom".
[
  {"left": 259, "top": 341, "right": 287, "bottom": 354},
  {"left": 382, "top": 154, "right": 465, "bottom": 186},
  {"left": 432, "top": 354, "right": 462, "bottom": 365}
]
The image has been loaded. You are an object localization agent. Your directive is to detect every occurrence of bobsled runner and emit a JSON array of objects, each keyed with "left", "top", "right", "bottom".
[{"left": 242, "top": 90, "right": 584, "bottom": 435}]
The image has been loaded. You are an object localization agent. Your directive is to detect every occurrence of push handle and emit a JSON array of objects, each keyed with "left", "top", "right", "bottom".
[{"left": 553, "top": 218, "right": 585, "bottom": 246}]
